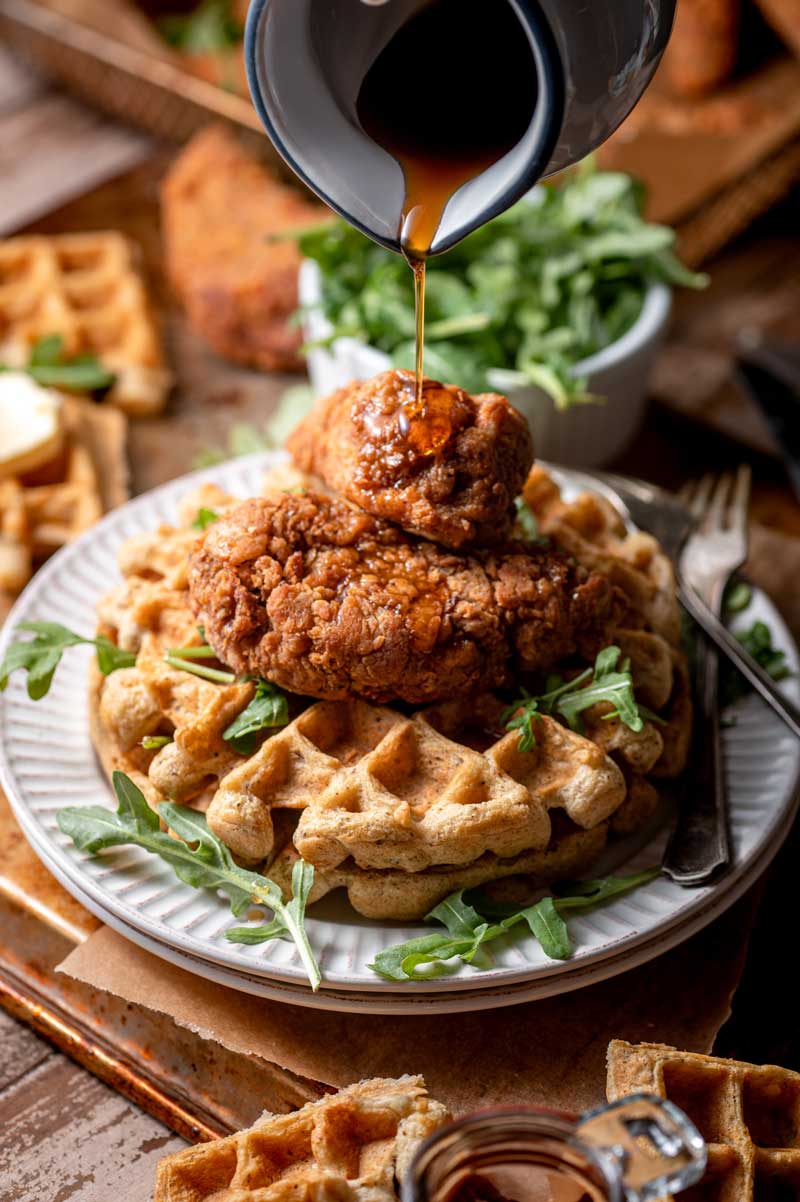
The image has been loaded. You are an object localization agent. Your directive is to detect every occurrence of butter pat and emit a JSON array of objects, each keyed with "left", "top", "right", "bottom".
[{"left": 0, "top": 372, "right": 65, "bottom": 481}]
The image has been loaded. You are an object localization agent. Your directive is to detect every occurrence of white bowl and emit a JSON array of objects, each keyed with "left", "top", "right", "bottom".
[{"left": 299, "top": 259, "right": 671, "bottom": 468}]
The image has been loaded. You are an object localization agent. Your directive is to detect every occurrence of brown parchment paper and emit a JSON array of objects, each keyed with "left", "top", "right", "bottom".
[{"left": 59, "top": 892, "right": 757, "bottom": 1116}]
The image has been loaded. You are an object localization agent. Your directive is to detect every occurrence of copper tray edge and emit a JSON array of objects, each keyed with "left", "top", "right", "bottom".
[{"left": 0, "top": 959, "right": 228, "bottom": 1143}]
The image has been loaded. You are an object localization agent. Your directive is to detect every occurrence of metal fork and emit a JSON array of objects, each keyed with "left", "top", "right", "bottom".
[
  {"left": 568, "top": 466, "right": 800, "bottom": 742},
  {"left": 660, "top": 469, "right": 752, "bottom": 884}
]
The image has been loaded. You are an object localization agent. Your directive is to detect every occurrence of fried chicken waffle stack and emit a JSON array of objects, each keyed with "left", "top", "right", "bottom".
[
  {"left": 607, "top": 1041, "right": 800, "bottom": 1201},
  {"left": 154, "top": 1076, "right": 451, "bottom": 1202},
  {"left": 0, "top": 231, "right": 171, "bottom": 416},
  {"left": 91, "top": 459, "right": 690, "bottom": 920}
]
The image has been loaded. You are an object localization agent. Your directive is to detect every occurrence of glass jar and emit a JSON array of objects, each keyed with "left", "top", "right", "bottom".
[{"left": 404, "top": 1095, "right": 706, "bottom": 1202}]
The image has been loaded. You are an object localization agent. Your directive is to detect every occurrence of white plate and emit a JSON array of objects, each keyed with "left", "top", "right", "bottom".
[{"left": 1, "top": 454, "right": 799, "bottom": 1008}]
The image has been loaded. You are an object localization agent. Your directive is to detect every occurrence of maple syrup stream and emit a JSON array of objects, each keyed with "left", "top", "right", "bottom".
[{"left": 356, "top": 0, "right": 537, "bottom": 448}]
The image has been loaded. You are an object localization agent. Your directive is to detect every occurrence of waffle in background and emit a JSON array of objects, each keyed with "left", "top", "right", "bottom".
[
  {"left": 160, "top": 125, "right": 330, "bottom": 373},
  {"left": 0, "top": 397, "right": 128, "bottom": 621},
  {"left": 0, "top": 230, "right": 171, "bottom": 417},
  {"left": 89, "top": 468, "right": 690, "bottom": 921},
  {"left": 154, "top": 1076, "right": 451, "bottom": 1202},
  {"left": 607, "top": 1040, "right": 800, "bottom": 1200}
]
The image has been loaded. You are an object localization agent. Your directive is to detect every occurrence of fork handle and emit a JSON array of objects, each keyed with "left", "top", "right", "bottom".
[
  {"left": 663, "top": 633, "right": 730, "bottom": 885},
  {"left": 679, "top": 583, "right": 800, "bottom": 741}
]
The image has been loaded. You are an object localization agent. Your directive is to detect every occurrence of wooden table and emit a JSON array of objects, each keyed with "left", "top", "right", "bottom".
[{"left": 2, "top": 45, "right": 800, "bottom": 1202}]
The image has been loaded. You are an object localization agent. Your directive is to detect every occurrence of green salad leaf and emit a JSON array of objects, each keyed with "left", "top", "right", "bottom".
[
  {"left": 0, "top": 333, "right": 116, "bottom": 393},
  {"left": 721, "top": 619, "right": 791, "bottom": 709},
  {"left": 370, "top": 868, "right": 661, "bottom": 981},
  {"left": 501, "top": 645, "right": 653, "bottom": 752},
  {"left": 58, "top": 771, "right": 321, "bottom": 989},
  {"left": 298, "top": 161, "right": 707, "bottom": 408},
  {"left": 0, "top": 621, "right": 135, "bottom": 699},
  {"left": 192, "top": 507, "right": 219, "bottom": 531},
  {"left": 223, "top": 678, "right": 290, "bottom": 754},
  {"left": 159, "top": 0, "right": 242, "bottom": 53}
]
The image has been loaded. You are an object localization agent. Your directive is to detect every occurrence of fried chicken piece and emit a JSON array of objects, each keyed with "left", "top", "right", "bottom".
[
  {"left": 161, "top": 126, "right": 328, "bottom": 371},
  {"left": 188, "top": 491, "right": 619, "bottom": 705},
  {"left": 287, "top": 370, "right": 534, "bottom": 548}
]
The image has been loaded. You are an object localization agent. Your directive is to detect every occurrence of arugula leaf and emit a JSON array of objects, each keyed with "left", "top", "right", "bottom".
[
  {"left": 226, "top": 858, "right": 315, "bottom": 962},
  {"left": 3, "top": 334, "right": 117, "bottom": 393},
  {"left": 501, "top": 645, "right": 649, "bottom": 749},
  {"left": 723, "top": 579, "right": 753, "bottom": 615},
  {"left": 721, "top": 619, "right": 791, "bottom": 708},
  {"left": 514, "top": 497, "right": 544, "bottom": 543},
  {"left": 163, "top": 651, "right": 236, "bottom": 684},
  {"left": 370, "top": 869, "right": 661, "bottom": 981},
  {"left": 298, "top": 161, "right": 707, "bottom": 409},
  {"left": 192, "top": 507, "right": 219, "bottom": 531},
  {"left": 57, "top": 771, "right": 321, "bottom": 989},
  {"left": 370, "top": 927, "right": 494, "bottom": 982},
  {"left": 500, "top": 690, "right": 542, "bottom": 752},
  {"left": 223, "top": 679, "right": 289, "bottom": 754},
  {"left": 159, "top": 0, "right": 242, "bottom": 53},
  {"left": 28, "top": 334, "right": 63, "bottom": 367},
  {"left": 515, "top": 896, "right": 571, "bottom": 959},
  {"left": 0, "top": 621, "right": 135, "bottom": 699}
]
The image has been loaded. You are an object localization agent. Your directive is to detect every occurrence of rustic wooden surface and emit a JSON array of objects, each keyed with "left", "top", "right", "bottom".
[{"left": 2, "top": 42, "right": 800, "bottom": 1202}]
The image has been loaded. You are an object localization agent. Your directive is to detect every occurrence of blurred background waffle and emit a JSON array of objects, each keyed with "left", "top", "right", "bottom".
[
  {"left": 0, "top": 230, "right": 172, "bottom": 416},
  {"left": 2, "top": 0, "right": 800, "bottom": 269},
  {"left": 0, "top": 396, "right": 128, "bottom": 622},
  {"left": 89, "top": 470, "right": 690, "bottom": 921}
]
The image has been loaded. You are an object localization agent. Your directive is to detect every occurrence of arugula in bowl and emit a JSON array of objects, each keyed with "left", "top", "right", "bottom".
[{"left": 298, "top": 161, "right": 707, "bottom": 409}]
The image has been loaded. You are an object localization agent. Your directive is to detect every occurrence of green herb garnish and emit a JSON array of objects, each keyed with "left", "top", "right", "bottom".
[
  {"left": 0, "top": 334, "right": 116, "bottom": 393},
  {"left": 57, "top": 771, "right": 320, "bottom": 989},
  {"left": 158, "top": 0, "right": 242, "bottom": 53},
  {"left": 721, "top": 620, "right": 791, "bottom": 709},
  {"left": 223, "top": 679, "right": 289, "bottom": 754},
  {"left": 192, "top": 507, "right": 219, "bottom": 531},
  {"left": 370, "top": 868, "right": 661, "bottom": 980},
  {"left": 501, "top": 645, "right": 650, "bottom": 752},
  {"left": 191, "top": 387, "right": 315, "bottom": 468},
  {"left": 163, "top": 653, "right": 236, "bottom": 684},
  {"left": 298, "top": 161, "right": 707, "bottom": 409},
  {"left": 514, "top": 497, "right": 545, "bottom": 544},
  {"left": 723, "top": 579, "right": 753, "bottom": 615},
  {"left": 141, "top": 735, "right": 172, "bottom": 750},
  {"left": 0, "top": 621, "right": 135, "bottom": 699}
]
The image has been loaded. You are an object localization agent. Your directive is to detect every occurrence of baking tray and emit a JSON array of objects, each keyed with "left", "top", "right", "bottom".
[{"left": 0, "top": 788, "right": 325, "bottom": 1144}]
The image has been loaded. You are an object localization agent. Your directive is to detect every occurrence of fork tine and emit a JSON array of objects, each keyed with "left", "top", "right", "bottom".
[
  {"left": 706, "top": 471, "right": 735, "bottom": 530},
  {"left": 727, "top": 464, "right": 752, "bottom": 536},
  {"left": 683, "top": 473, "right": 715, "bottom": 519}
]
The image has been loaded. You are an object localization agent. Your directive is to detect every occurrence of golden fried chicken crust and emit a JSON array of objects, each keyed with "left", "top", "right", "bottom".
[
  {"left": 188, "top": 492, "right": 618, "bottom": 705},
  {"left": 161, "top": 126, "right": 328, "bottom": 372},
  {"left": 287, "top": 370, "right": 534, "bottom": 548}
]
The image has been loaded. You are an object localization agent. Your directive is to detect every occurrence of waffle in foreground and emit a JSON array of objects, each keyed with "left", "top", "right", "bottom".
[
  {"left": 154, "top": 1076, "right": 450, "bottom": 1202},
  {"left": 0, "top": 231, "right": 171, "bottom": 416},
  {"left": 607, "top": 1040, "right": 800, "bottom": 1200}
]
